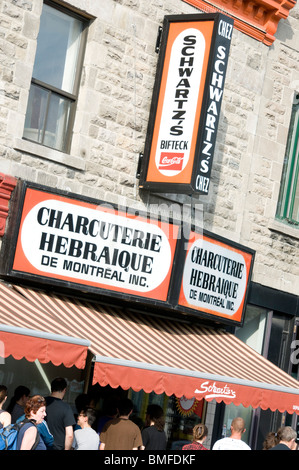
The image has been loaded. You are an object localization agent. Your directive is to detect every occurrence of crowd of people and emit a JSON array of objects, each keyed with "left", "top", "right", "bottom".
[
  {"left": 0, "top": 381, "right": 298, "bottom": 450},
  {"left": 0, "top": 379, "right": 167, "bottom": 450}
]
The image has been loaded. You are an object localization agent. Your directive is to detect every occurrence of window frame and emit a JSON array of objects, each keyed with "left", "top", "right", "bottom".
[
  {"left": 23, "top": 0, "right": 89, "bottom": 154},
  {"left": 276, "top": 95, "right": 299, "bottom": 227}
]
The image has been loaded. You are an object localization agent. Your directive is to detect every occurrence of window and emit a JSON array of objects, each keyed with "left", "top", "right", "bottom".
[
  {"left": 276, "top": 94, "right": 299, "bottom": 226},
  {"left": 23, "top": 1, "right": 88, "bottom": 153},
  {"left": 235, "top": 305, "right": 267, "bottom": 354}
]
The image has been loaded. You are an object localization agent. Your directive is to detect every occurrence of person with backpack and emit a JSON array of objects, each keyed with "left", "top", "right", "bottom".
[
  {"left": 16, "top": 395, "right": 47, "bottom": 450},
  {"left": 16, "top": 409, "right": 54, "bottom": 449},
  {"left": 0, "top": 385, "right": 11, "bottom": 429}
]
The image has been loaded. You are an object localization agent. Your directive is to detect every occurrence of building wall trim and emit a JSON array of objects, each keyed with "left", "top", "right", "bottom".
[
  {"left": 183, "top": 0, "right": 296, "bottom": 45},
  {"left": 0, "top": 173, "right": 17, "bottom": 237},
  {"left": 249, "top": 282, "right": 299, "bottom": 316}
]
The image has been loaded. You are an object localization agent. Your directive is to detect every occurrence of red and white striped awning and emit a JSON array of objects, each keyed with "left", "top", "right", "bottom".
[
  {"left": 2, "top": 282, "right": 299, "bottom": 414},
  {"left": 0, "top": 282, "right": 89, "bottom": 368}
]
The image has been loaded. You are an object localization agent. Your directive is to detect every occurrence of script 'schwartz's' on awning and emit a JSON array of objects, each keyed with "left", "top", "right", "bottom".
[{"left": 5, "top": 283, "right": 299, "bottom": 416}]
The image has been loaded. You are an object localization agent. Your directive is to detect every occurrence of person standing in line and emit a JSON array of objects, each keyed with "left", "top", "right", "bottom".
[
  {"left": 182, "top": 424, "right": 209, "bottom": 450},
  {"left": 212, "top": 417, "right": 251, "bottom": 450},
  {"left": 262, "top": 431, "right": 277, "bottom": 450},
  {"left": 141, "top": 404, "right": 167, "bottom": 450},
  {"left": 16, "top": 395, "right": 47, "bottom": 450},
  {"left": 16, "top": 408, "right": 54, "bottom": 449},
  {"left": 268, "top": 426, "right": 297, "bottom": 450},
  {"left": 97, "top": 400, "right": 118, "bottom": 435},
  {"left": 6, "top": 385, "right": 30, "bottom": 423},
  {"left": 73, "top": 393, "right": 94, "bottom": 431},
  {"left": 73, "top": 407, "right": 100, "bottom": 450},
  {"left": 0, "top": 385, "right": 11, "bottom": 429},
  {"left": 97, "top": 399, "right": 118, "bottom": 448},
  {"left": 45, "top": 377, "right": 76, "bottom": 450},
  {"left": 99, "top": 398, "right": 143, "bottom": 450}
]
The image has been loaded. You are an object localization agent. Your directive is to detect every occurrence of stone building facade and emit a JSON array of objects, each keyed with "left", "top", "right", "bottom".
[{"left": 0, "top": 0, "right": 299, "bottom": 449}]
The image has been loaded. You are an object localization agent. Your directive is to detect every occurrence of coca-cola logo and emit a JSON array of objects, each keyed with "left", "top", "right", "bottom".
[
  {"left": 194, "top": 381, "right": 236, "bottom": 399},
  {"left": 159, "top": 152, "right": 184, "bottom": 171}
]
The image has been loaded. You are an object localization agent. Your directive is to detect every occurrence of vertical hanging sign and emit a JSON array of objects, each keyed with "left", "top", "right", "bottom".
[{"left": 139, "top": 13, "right": 234, "bottom": 194}]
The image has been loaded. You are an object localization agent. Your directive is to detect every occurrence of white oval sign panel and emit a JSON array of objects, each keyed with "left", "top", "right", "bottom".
[
  {"left": 13, "top": 190, "right": 177, "bottom": 300},
  {"left": 179, "top": 233, "right": 251, "bottom": 322}
]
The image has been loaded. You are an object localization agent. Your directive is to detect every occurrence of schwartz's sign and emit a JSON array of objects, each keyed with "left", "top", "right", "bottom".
[
  {"left": 139, "top": 13, "right": 234, "bottom": 195},
  {"left": 2, "top": 182, "right": 254, "bottom": 326}
]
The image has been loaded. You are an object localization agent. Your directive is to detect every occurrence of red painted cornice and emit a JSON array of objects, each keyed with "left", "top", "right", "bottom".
[
  {"left": 0, "top": 173, "right": 17, "bottom": 237},
  {"left": 183, "top": 0, "right": 296, "bottom": 45}
]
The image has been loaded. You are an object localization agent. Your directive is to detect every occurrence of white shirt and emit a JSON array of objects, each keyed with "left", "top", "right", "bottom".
[
  {"left": 212, "top": 437, "right": 251, "bottom": 450},
  {"left": 73, "top": 427, "right": 100, "bottom": 450}
]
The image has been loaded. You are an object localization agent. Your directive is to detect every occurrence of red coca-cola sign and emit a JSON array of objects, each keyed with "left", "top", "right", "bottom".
[{"left": 158, "top": 152, "right": 184, "bottom": 171}]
